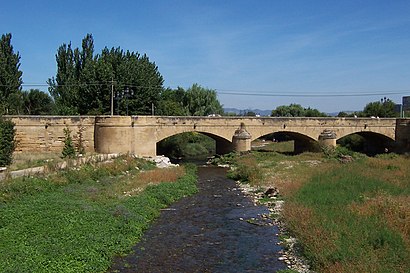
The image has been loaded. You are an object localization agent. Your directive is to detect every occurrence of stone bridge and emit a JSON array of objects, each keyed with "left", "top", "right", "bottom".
[{"left": 9, "top": 116, "right": 410, "bottom": 156}]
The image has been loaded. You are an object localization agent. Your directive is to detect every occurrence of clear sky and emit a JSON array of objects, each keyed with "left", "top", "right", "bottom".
[{"left": 1, "top": 0, "right": 410, "bottom": 113}]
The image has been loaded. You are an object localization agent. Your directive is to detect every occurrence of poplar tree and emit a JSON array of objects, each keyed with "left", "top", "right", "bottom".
[
  {"left": 48, "top": 34, "right": 164, "bottom": 115},
  {"left": 0, "top": 33, "right": 23, "bottom": 115}
]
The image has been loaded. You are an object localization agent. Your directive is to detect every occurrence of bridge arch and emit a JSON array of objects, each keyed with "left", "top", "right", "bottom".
[
  {"left": 156, "top": 129, "right": 232, "bottom": 144},
  {"left": 252, "top": 130, "right": 317, "bottom": 143},
  {"left": 337, "top": 131, "right": 396, "bottom": 155},
  {"left": 336, "top": 129, "right": 395, "bottom": 142},
  {"left": 156, "top": 130, "right": 233, "bottom": 156},
  {"left": 253, "top": 131, "right": 320, "bottom": 154}
]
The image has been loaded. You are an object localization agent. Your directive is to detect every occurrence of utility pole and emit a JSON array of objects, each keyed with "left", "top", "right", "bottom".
[{"left": 110, "top": 78, "right": 114, "bottom": 116}]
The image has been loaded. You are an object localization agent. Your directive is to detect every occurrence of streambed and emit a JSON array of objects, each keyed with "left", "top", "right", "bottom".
[{"left": 109, "top": 166, "right": 287, "bottom": 272}]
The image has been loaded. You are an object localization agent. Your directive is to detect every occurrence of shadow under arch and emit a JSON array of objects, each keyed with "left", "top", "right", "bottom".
[
  {"left": 337, "top": 131, "right": 396, "bottom": 156},
  {"left": 254, "top": 131, "right": 321, "bottom": 154},
  {"left": 156, "top": 131, "right": 233, "bottom": 159}
]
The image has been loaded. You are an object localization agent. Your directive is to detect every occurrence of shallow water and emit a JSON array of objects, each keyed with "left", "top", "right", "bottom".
[{"left": 108, "top": 166, "right": 287, "bottom": 272}]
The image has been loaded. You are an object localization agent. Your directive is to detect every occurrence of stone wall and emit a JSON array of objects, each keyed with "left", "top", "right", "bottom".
[{"left": 9, "top": 116, "right": 96, "bottom": 153}]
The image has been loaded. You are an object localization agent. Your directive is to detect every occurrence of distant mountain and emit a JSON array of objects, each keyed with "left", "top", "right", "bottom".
[
  {"left": 224, "top": 108, "right": 272, "bottom": 116},
  {"left": 327, "top": 111, "right": 358, "bottom": 117},
  {"left": 224, "top": 108, "right": 358, "bottom": 117}
]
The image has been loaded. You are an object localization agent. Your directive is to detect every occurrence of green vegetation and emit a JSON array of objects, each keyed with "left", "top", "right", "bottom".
[
  {"left": 363, "top": 97, "right": 397, "bottom": 117},
  {"left": 0, "top": 156, "right": 198, "bottom": 272},
  {"left": 48, "top": 34, "right": 164, "bottom": 115},
  {"left": 157, "top": 132, "right": 215, "bottom": 159},
  {"left": 228, "top": 151, "right": 409, "bottom": 272},
  {"left": 271, "top": 103, "right": 327, "bottom": 117},
  {"left": 0, "top": 33, "right": 23, "bottom": 115},
  {"left": 0, "top": 117, "right": 16, "bottom": 166},
  {"left": 21, "top": 89, "right": 55, "bottom": 115},
  {"left": 252, "top": 139, "right": 294, "bottom": 153},
  {"left": 61, "top": 127, "right": 76, "bottom": 158},
  {"left": 338, "top": 97, "right": 399, "bottom": 118},
  {"left": 157, "top": 84, "right": 224, "bottom": 116}
]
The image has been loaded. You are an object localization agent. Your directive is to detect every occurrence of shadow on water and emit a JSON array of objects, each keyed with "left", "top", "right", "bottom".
[
  {"left": 108, "top": 166, "right": 287, "bottom": 273},
  {"left": 169, "top": 155, "right": 212, "bottom": 165}
]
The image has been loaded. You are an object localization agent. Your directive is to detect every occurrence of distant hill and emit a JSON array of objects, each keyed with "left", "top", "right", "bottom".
[
  {"left": 224, "top": 108, "right": 358, "bottom": 117},
  {"left": 224, "top": 108, "right": 272, "bottom": 116}
]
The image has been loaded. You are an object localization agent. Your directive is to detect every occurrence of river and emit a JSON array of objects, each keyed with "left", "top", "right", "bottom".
[{"left": 108, "top": 166, "right": 287, "bottom": 272}]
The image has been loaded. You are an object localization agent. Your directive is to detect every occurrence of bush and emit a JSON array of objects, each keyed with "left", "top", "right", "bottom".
[
  {"left": 228, "top": 155, "right": 263, "bottom": 184},
  {"left": 0, "top": 117, "right": 16, "bottom": 166},
  {"left": 62, "top": 127, "right": 76, "bottom": 158}
]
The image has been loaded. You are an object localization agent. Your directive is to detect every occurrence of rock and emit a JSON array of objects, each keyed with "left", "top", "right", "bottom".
[
  {"left": 264, "top": 187, "right": 279, "bottom": 198},
  {"left": 339, "top": 155, "right": 354, "bottom": 164},
  {"left": 148, "top": 156, "right": 179, "bottom": 168}
]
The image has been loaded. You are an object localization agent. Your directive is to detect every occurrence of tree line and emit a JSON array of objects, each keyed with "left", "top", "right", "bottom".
[
  {"left": 0, "top": 32, "right": 402, "bottom": 118},
  {"left": 0, "top": 33, "right": 223, "bottom": 116}
]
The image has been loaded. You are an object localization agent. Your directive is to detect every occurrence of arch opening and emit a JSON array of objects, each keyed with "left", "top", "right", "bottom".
[
  {"left": 252, "top": 131, "right": 320, "bottom": 154},
  {"left": 156, "top": 131, "right": 232, "bottom": 161},
  {"left": 337, "top": 132, "right": 396, "bottom": 156}
]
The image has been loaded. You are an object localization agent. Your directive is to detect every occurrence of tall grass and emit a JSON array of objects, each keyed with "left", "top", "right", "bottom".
[
  {"left": 284, "top": 159, "right": 410, "bottom": 272},
  {"left": 230, "top": 151, "right": 410, "bottom": 272},
  {"left": 0, "top": 157, "right": 198, "bottom": 273}
]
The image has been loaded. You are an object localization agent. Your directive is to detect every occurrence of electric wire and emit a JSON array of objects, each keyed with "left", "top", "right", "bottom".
[{"left": 1, "top": 83, "right": 409, "bottom": 98}]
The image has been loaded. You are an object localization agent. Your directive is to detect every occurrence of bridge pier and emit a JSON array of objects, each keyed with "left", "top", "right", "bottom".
[
  {"left": 232, "top": 123, "right": 252, "bottom": 153},
  {"left": 318, "top": 129, "right": 337, "bottom": 149},
  {"left": 396, "top": 119, "right": 410, "bottom": 153}
]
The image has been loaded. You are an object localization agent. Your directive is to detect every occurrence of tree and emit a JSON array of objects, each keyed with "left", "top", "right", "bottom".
[
  {"left": 183, "top": 84, "right": 223, "bottom": 116},
  {"left": 157, "top": 84, "right": 224, "bottom": 116},
  {"left": 363, "top": 98, "right": 397, "bottom": 118},
  {"left": 245, "top": 111, "right": 256, "bottom": 116},
  {"left": 48, "top": 34, "right": 96, "bottom": 115},
  {"left": 0, "top": 33, "right": 23, "bottom": 115},
  {"left": 157, "top": 87, "right": 188, "bottom": 116},
  {"left": 21, "top": 89, "right": 54, "bottom": 115},
  {"left": 48, "top": 34, "right": 164, "bottom": 115},
  {"left": 0, "top": 117, "right": 16, "bottom": 166},
  {"left": 271, "top": 104, "right": 327, "bottom": 117}
]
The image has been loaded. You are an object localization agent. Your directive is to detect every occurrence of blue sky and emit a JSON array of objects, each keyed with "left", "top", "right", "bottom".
[{"left": 1, "top": 0, "right": 410, "bottom": 113}]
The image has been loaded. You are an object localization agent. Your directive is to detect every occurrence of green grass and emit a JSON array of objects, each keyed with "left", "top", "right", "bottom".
[
  {"left": 285, "top": 161, "right": 410, "bottom": 272},
  {"left": 252, "top": 140, "right": 294, "bottom": 153},
  {"left": 0, "top": 157, "right": 198, "bottom": 273},
  {"left": 229, "top": 151, "right": 410, "bottom": 272}
]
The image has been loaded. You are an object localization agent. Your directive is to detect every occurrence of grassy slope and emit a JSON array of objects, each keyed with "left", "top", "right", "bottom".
[
  {"left": 0, "top": 157, "right": 198, "bottom": 273},
  {"left": 228, "top": 149, "right": 410, "bottom": 273}
]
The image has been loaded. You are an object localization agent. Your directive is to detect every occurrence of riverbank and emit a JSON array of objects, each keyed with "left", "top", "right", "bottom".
[
  {"left": 0, "top": 156, "right": 197, "bottom": 272},
  {"left": 226, "top": 151, "right": 410, "bottom": 272}
]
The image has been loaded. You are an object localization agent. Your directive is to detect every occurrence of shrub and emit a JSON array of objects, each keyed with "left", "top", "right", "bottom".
[
  {"left": 228, "top": 155, "right": 263, "bottom": 184},
  {"left": 75, "top": 125, "right": 86, "bottom": 155},
  {"left": 62, "top": 127, "right": 76, "bottom": 158},
  {"left": 0, "top": 117, "right": 16, "bottom": 166}
]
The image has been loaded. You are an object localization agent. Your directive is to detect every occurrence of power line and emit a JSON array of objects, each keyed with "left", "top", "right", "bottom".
[
  {"left": 216, "top": 89, "right": 410, "bottom": 97},
  {"left": 1, "top": 83, "right": 409, "bottom": 97}
]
